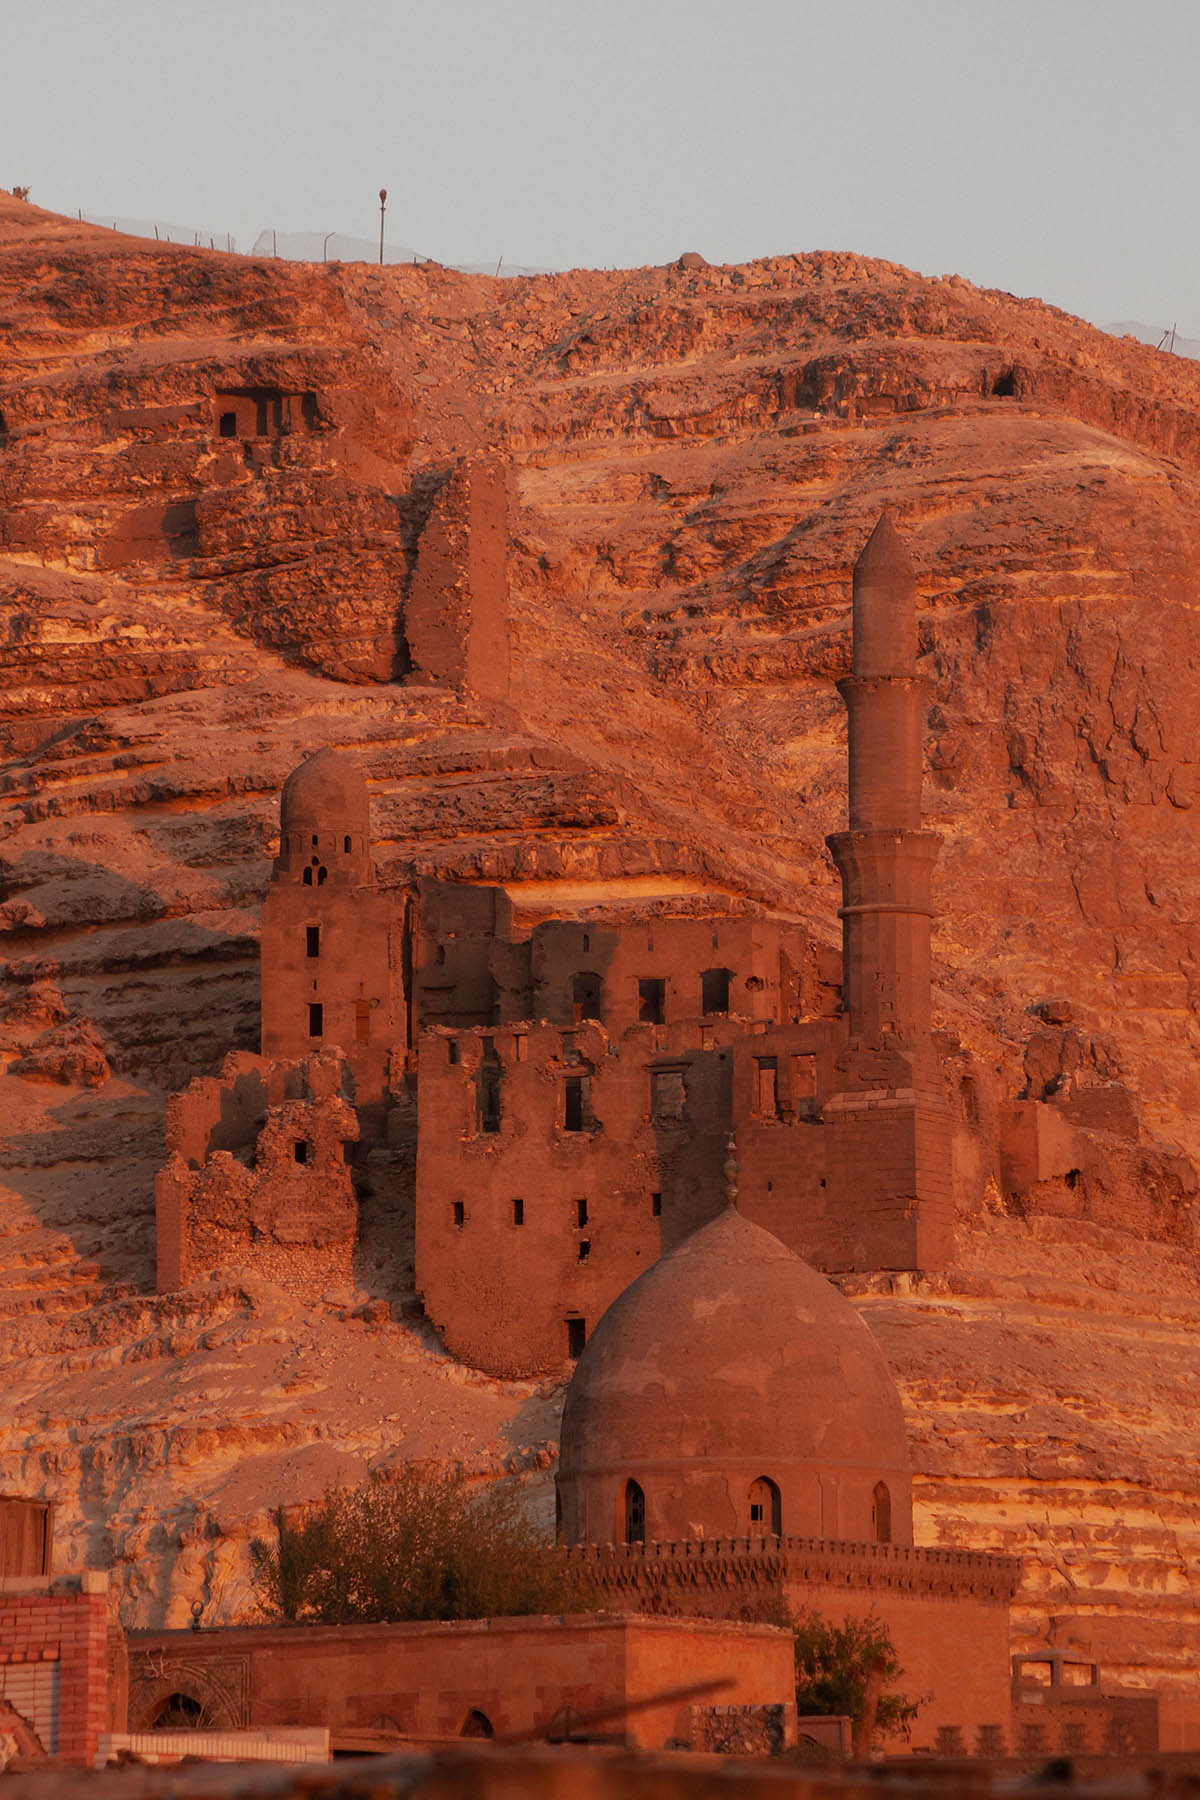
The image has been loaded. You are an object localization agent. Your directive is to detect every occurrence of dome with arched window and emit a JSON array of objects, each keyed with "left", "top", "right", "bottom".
[
  {"left": 275, "top": 748, "right": 372, "bottom": 886},
  {"left": 556, "top": 1206, "right": 912, "bottom": 1549}
]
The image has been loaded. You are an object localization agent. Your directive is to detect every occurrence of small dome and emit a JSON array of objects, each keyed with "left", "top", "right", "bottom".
[
  {"left": 280, "top": 749, "right": 370, "bottom": 835},
  {"left": 557, "top": 1208, "right": 912, "bottom": 1547}
]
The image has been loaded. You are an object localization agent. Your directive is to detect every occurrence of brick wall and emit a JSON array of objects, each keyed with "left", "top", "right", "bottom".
[{"left": 0, "top": 1575, "right": 111, "bottom": 1765}]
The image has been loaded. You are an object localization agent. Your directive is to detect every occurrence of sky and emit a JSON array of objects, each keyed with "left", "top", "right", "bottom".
[{"left": 8, "top": 0, "right": 1200, "bottom": 333}]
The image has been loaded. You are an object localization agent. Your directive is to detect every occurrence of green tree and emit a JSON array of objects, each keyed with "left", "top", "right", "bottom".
[
  {"left": 254, "top": 1468, "right": 589, "bottom": 1625},
  {"left": 791, "top": 1610, "right": 921, "bottom": 1745}
]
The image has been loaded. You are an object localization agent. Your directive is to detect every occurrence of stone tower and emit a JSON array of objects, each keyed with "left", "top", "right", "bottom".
[
  {"left": 260, "top": 748, "right": 407, "bottom": 1123},
  {"left": 822, "top": 515, "right": 954, "bottom": 1270}
]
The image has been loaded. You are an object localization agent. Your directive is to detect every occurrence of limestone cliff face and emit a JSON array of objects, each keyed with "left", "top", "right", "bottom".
[{"left": 3, "top": 196, "right": 1200, "bottom": 1689}]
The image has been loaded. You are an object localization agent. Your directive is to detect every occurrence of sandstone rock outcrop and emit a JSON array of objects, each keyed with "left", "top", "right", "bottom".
[{"left": 3, "top": 194, "right": 1200, "bottom": 1695}]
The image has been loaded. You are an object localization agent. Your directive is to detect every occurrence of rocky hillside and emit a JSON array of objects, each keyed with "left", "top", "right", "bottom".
[{"left": 3, "top": 194, "right": 1200, "bottom": 1699}]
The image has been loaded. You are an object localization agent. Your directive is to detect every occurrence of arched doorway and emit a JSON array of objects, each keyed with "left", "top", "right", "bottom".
[
  {"left": 748, "top": 1475, "right": 782, "bottom": 1536},
  {"left": 872, "top": 1480, "right": 892, "bottom": 1544},
  {"left": 460, "top": 1709, "right": 494, "bottom": 1738},
  {"left": 149, "top": 1692, "right": 211, "bottom": 1730}
]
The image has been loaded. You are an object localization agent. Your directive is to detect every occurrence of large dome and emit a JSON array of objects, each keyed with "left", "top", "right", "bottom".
[{"left": 557, "top": 1207, "right": 912, "bottom": 1548}]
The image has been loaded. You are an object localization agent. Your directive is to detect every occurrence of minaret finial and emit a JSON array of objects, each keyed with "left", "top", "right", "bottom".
[{"left": 723, "top": 1134, "right": 740, "bottom": 1211}]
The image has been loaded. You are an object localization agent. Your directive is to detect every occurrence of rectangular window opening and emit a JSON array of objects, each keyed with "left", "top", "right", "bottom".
[
  {"left": 577, "top": 1239, "right": 591, "bottom": 1262},
  {"left": 651, "top": 1068, "right": 686, "bottom": 1124},
  {"left": 452, "top": 1200, "right": 465, "bottom": 1229},
  {"left": 293, "top": 1140, "right": 308, "bottom": 1164},
  {"left": 308, "top": 1002, "right": 323, "bottom": 1037},
  {"left": 563, "top": 1075, "right": 585, "bottom": 1132},
  {"left": 651, "top": 1191, "right": 662, "bottom": 1218},
  {"left": 305, "top": 925, "right": 320, "bottom": 958},
  {"left": 512, "top": 1197, "right": 525, "bottom": 1227},
  {"left": 448, "top": 1040, "right": 460, "bottom": 1066},
  {"left": 575, "top": 1197, "right": 588, "bottom": 1229},
  {"left": 566, "top": 1318, "right": 586, "bottom": 1359},
  {"left": 702, "top": 968, "right": 732, "bottom": 1016},
  {"left": 638, "top": 977, "right": 665, "bottom": 1025}
]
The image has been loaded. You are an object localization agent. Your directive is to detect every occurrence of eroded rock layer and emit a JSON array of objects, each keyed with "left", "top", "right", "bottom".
[{"left": 3, "top": 195, "right": 1200, "bottom": 1690}]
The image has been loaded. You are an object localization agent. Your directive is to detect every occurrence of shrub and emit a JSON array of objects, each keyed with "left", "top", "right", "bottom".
[
  {"left": 254, "top": 1467, "right": 588, "bottom": 1624},
  {"left": 792, "top": 1609, "right": 921, "bottom": 1744}
]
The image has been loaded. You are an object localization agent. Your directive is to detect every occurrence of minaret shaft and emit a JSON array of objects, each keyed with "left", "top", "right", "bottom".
[{"left": 826, "top": 515, "right": 938, "bottom": 1050}]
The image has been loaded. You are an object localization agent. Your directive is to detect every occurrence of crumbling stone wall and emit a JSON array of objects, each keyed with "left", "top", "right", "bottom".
[
  {"left": 155, "top": 1049, "right": 358, "bottom": 1297},
  {"left": 406, "top": 456, "right": 511, "bottom": 702}
]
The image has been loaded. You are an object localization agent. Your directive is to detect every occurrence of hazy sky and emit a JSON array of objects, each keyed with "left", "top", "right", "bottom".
[{"left": 10, "top": 0, "right": 1199, "bottom": 331}]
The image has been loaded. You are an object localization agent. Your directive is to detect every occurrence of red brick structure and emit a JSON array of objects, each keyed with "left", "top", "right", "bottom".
[
  {"left": 126, "top": 1613, "right": 797, "bottom": 1753},
  {"left": 0, "top": 1573, "right": 112, "bottom": 1765}
]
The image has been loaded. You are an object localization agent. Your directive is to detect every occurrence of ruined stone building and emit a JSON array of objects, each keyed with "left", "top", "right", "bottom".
[{"left": 155, "top": 513, "right": 1084, "bottom": 1377}]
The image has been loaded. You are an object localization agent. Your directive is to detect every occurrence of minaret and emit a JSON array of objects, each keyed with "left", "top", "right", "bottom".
[
  {"left": 821, "top": 514, "right": 954, "bottom": 1272},
  {"left": 826, "top": 513, "right": 939, "bottom": 1048}
]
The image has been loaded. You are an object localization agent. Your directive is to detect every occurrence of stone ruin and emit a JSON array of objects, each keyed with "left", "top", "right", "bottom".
[{"left": 152, "top": 512, "right": 1159, "bottom": 1358}]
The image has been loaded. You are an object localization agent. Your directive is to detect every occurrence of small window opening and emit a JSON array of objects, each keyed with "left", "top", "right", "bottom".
[
  {"left": 571, "top": 970, "right": 603, "bottom": 1024},
  {"left": 563, "top": 1075, "right": 586, "bottom": 1132},
  {"left": 435, "top": 943, "right": 446, "bottom": 967},
  {"left": 311, "top": 835, "right": 318, "bottom": 848},
  {"left": 308, "top": 1002, "right": 323, "bottom": 1037},
  {"left": 577, "top": 1239, "right": 591, "bottom": 1261},
  {"left": 448, "top": 1039, "right": 459, "bottom": 1065},
  {"left": 756, "top": 1056, "right": 780, "bottom": 1118},
  {"left": 218, "top": 411, "right": 237, "bottom": 439},
  {"left": 317, "top": 865, "right": 327, "bottom": 885},
  {"left": 872, "top": 1480, "right": 892, "bottom": 1544},
  {"left": 355, "top": 997, "right": 370, "bottom": 1044},
  {"left": 575, "top": 1197, "right": 588, "bottom": 1229},
  {"left": 306, "top": 925, "right": 320, "bottom": 958},
  {"left": 701, "top": 967, "right": 732, "bottom": 1015},
  {"left": 344, "top": 834, "right": 352, "bottom": 853},
  {"left": 293, "top": 1140, "right": 309, "bottom": 1164},
  {"left": 512, "top": 1197, "right": 524, "bottom": 1226},
  {"left": 452, "top": 1200, "right": 465, "bottom": 1229},
  {"left": 1065, "top": 1168, "right": 1081, "bottom": 1191},
  {"left": 748, "top": 1475, "right": 782, "bottom": 1536},
  {"left": 582, "top": 933, "right": 590, "bottom": 952},
  {"left": 302, "top": 867, "right": 313, "bottom": 886},
  {"left": 477, "top": 1042, "right": 502, "bottom": 1134},
  {"left": 460, "top": 1710, "right": 494, "bottom": 1739},
  {"left": 638, "top": 977, "right": 665, "bottom": 1024},
  {"left": 624, "top": 1478, "right": 646, "bottom": 1545},
  {"left": 651, "top": 1191, "right": 662, "bottom": 1217},
  {"left": 566, "top": 1317, "right": 586, "bottom": 1359}
]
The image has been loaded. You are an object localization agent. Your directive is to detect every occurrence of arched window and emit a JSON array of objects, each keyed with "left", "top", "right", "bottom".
[
  {"left": 571, "top": 971, "right": 604, "bottom": 1023},
  {"left": 317, "top": 865, "right": 328, "bottom": 885},
  {"left": 344, "top": 835, "right": 352, "bottom": 853},
  {"left": 302, "top": 867, "right": 313, "bottom": 886},
  {"left": 460, "top": 1710, "right": 494, "bottom": 1738},
  {"left": 872, "top": 1480, "right": 892, "bottom": 1544},
  {"left": 624, "top": 1478, "right": 646, "bottom": 1545},
  {"left": 748, "top": 1475, "right": 781, "bottom": 1537}
]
